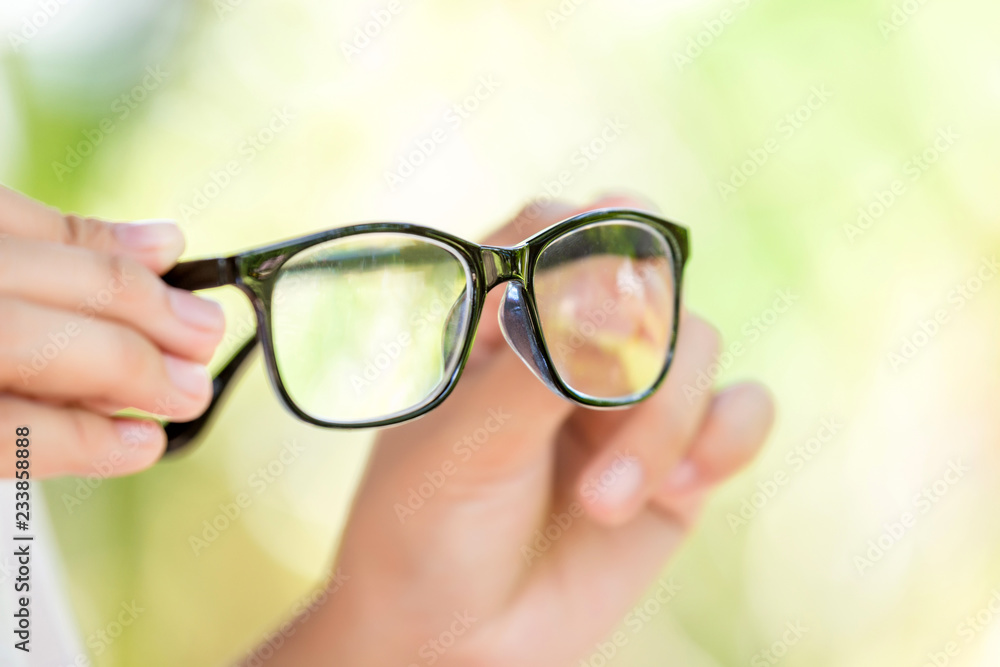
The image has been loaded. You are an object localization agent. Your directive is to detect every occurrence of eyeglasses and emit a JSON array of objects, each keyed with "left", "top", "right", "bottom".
[{"left": 162, "top": 208, "right": 690, "bottom": 453}]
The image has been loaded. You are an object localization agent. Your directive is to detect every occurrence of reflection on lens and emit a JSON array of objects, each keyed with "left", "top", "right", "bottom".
[
  {"left": 533, "top": 221, "right": 676, "bottom": 401},
  {"left": 271, "top": 233, "right": 471, "bottom": 424}
]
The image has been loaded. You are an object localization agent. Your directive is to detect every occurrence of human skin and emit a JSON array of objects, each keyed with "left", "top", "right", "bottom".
[
  {"left": 0, "top": 184, "right": 225, "bottom": 478},
  {"left": 0, "top": 185, "right": 773, "bottom": 665},
  {"left": 251, "top": 196, "right": 775, "bottom": 667}
]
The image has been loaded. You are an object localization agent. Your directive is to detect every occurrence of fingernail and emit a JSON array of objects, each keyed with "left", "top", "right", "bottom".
[
  {"left": 589, "top": 454, "right": 644, "bottom": 510},
  {"left": 115, "top": 420, "right": 165, "bottom": 457},
  {"left": 169, "top": 289, "right": 225, "bottom": 331},
  {"left": 114, "top": 219, "right": 184, "bottom": 251},
  {"left": 662, "top": 460, "right": 697, "bottom": 494},
  {"left": 164, "top": 355, "right": 210, "bottom": 397}
]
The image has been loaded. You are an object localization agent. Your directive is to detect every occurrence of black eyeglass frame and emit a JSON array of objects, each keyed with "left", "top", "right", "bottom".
[{"left": 161, "top": 208, "right": 690, "bottom": 453}]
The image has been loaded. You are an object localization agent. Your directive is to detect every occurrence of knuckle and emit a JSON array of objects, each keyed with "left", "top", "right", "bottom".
[
  {"left": 106, "top": 253, "right": 131, "bottom": 286},
  {"left": 110, "top": 327, "right": 162, "bottom": 395},
  {"left": 106, "top": 253, "right": 141, "bottom": 293},
  {"left": 102, "top": 253, "right": 150, "bottom": 306},
  {"left": 81, "top": 253, "right": 152, "bottom": 320},
  {"left": 61, "top": 214, "right": 86, "bottom": 246},
  {"left": 67, "top": 409, "right": 110, "bottom": 464},
  {"left": 62, "top": 214, "right": 113, "bottom": 250}
]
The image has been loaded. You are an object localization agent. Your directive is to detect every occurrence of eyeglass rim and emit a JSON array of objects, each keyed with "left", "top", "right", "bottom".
[
  {"left": 241, "top": 208, "right": 689, "bottom": 428},
  {"left": 159, "top": 208, "right": 690, "bottom": 450}
]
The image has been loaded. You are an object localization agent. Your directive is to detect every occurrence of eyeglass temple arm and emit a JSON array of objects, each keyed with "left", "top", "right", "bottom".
[{"left": 161, "top": 258, "right": 258, "bottom": 454}]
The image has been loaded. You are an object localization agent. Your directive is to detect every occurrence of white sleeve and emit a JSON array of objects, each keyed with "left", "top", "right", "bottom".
[{"left": 0, "top": 480, "right": 85, "bottom": 666}]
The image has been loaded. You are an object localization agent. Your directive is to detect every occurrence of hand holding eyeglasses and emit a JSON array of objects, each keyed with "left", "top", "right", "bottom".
[
  {"left": 0, "top": 185, "right": 774, "bottom": 665},
  {"left": 249, "top": 196, "right": 775, "bottom": 666},
  {"left": 0, "top": 185, "right": 224, "bottom": 478}
]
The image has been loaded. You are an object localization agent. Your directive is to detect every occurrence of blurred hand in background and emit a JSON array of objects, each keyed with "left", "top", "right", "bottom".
[{"left": 255, "top": 196, "right": 775, "bottom": 666}]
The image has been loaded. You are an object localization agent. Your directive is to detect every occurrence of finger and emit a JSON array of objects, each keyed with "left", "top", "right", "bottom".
[
  {"left": 571, "top": 313, "right": 721, "bottom": 526},
  {"left": 470, "top": 195, "right": 656, "bottom": 366},
  {"left": 0, "top": 185, "right": 184, "bottom": 274},
  {"left": 0, "top": 238, "right": 225, "bottom": 364},
  {"left": 653, "top": 382, "right": 776, "bottom": 512},
  {"left": 0, "top": 394, "right": 165, "bottom": 479},
  {"left": 0, "top": 297, "right": 212, "bottom": 421}
]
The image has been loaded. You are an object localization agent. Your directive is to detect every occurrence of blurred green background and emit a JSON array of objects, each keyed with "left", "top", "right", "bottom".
[{"left": 3, "top": 0, "right": 999, "bottom": 664}]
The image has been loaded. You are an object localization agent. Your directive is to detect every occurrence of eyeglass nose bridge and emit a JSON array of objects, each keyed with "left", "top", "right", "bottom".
[
  {"left": 481, "top": 245, "right": 525, "bottom": 290},
  {"left": 480, "top": 245, "right": 564, "bottom": 393}
]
